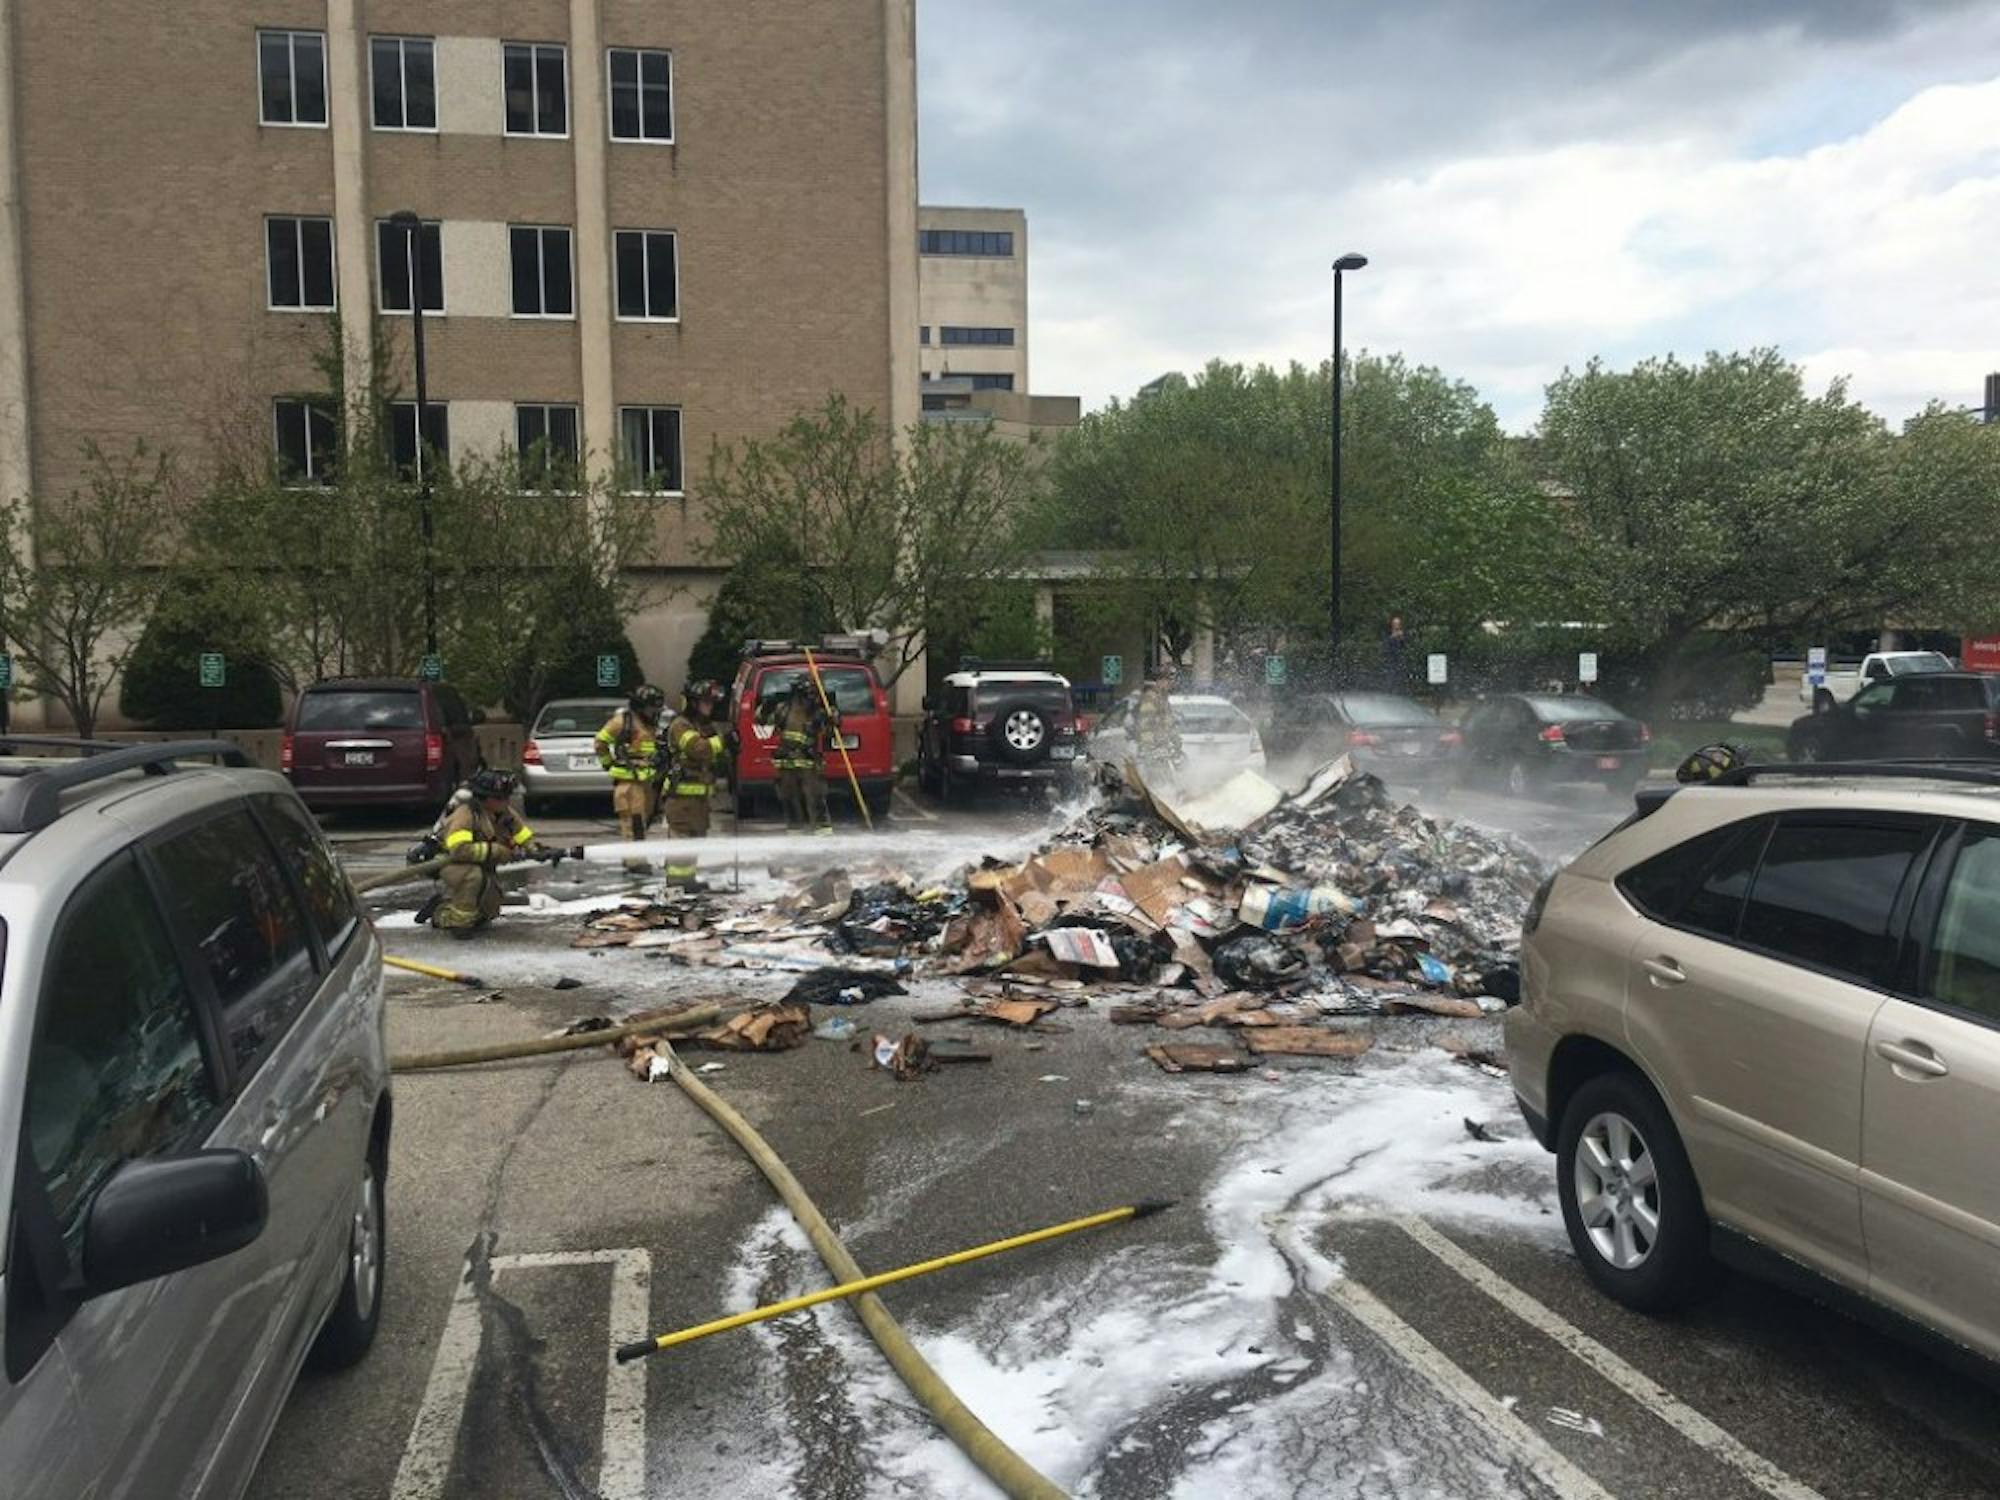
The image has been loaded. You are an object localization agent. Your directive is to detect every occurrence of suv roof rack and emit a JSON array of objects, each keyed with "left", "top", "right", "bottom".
[
  {"left": 1709, "top": 759, "right": 2000, "bottom": 790},
  {"left": 956, "top": 658, "right": 1057, "bottom": 673},
  {"left": 0, "top": 737, "right": 254, "bottom": 835}
]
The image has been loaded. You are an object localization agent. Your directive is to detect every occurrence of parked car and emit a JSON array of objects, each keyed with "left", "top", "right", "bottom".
[
  {"left": 1459, "top": 693, "right": 1649, "bottom": 796},
  {"left": 917, "top": 663, "right": 1082, "bottom": 804},
  {"left": 728, "top": 643, "right": 896, "bottom": 820},
  {"left": 1798, "top": 649, "right": 1954, "bottom": 707},
  {"left": 282, "top": 677, "right": 480, "bottom": 813},
  {"left": 0, "top": 737, "right": 390, "bottom": 1497},
  {"left": 1085, "top": 693, "right": 1266, "bottom": 778},
  {"left": 1265, "top": 691, "right": 1458, "bottom": 779},
  {"left": 521, "top": 696, "right": 626, "bottom": 812},
  {"left": 1789, "top": 672, "right": 2000, "bottom": 763},
  {"left": 1506, "top": 762, "right": 2000, "bottom": 1368}
]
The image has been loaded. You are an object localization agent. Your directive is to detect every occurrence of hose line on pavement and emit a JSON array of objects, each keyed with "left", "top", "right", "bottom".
[
  {"left": 354, "top": 856, "right": 446, "bottom": 895},
  {"left": 390, "top": 1005, "right": 724, "bottom": 1073},
  {"left": 660, "top": 1038, "right": 1070, "bottom": 1500}
]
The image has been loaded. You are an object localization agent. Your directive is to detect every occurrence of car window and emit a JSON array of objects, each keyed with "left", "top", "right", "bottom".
[
  {"left": 1886, "top": 653, "right": 1952, "bottom": 676},
  {"left": 152, "top": 809, "right": 318, "bottom": 1071},
  {"left": 1618, "top": 819, "right": 1766, "bottom": 927},
  {"left": 1677, "top": 818, "right": 1772, "bottom": 939},
  {"left": 1925, "top": 828, "right": 2000, "bottom": 1025},
  {"left": 26, "top": 854, "right": 218, "bottom": 1247},
  {"left": 1940, "top": 678, "right": 1986, "bottom": 710},
  {"left": 757, "top": 666, "right": 876, "bottom": 714},
  {"left": 258, "top": 794, "right": 360, "bottom": 955},
  {"left": 1178, "top": 703, "right": 1252, "bottom": 733},
  {"left": 296, "top": 690, "right": 423, "bottom": 731},
  {"left": 1890, "top": 679, "right": 1943, "bottom": 712},
  {"left": 1851, "top": 682, "right": 1894, "bottom": 711},
  {"left": 1339, "top": 696, "right": 1436, "bottom": 727},
  {"left": 972, "top": 682, "right": 1071, "bottom": 714},
  {"left": 535, "top": 703, "right": 613, "bottom": 735},
  {"left": 1738, "top": 819, "right": 1933, "bottom": 984},
  {"left": 1524, "top": 696, "right": 1630, "bottom": 723}
]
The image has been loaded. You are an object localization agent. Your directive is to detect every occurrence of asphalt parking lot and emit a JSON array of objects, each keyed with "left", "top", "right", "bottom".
[{"left": 249, "top": 781, "right": 2000, "bottom": 1500}]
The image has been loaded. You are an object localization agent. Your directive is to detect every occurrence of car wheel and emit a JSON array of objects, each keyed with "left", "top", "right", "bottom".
[
  {"left": 987, "top": 699, "right": 1053, "bottom": 768},
  {"left": 309, "top": 1148, "right": 385, "bottom": 1371},
  {"left": 1504, "top": 758, "right": 1533, "bottom": 797},
  {"left": 1556, "top": 1072, "right": 1708, "bottom": 1312},
  {"left": 1792, "top": 733, "right": 1822, "bottom": 764}
]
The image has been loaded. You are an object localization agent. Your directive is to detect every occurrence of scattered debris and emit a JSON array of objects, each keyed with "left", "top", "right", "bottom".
[
  {"left": 781, "top": 969, "right": 908, "bottom": 1007},
  {"left": 679, "top": 1004, "right": 812, "bottom": 1053},
  {"left": 1145, "top": 1043, "right": 1250, "bottom": 1074},
  {"left": 812, "top": 1016, "right": 861, "bottom": 1042},
  {"left": 872, "top": 1032, "right": 930, "bottom": 1081},
  {"left": 1243, "top": 1028, "right": 1374, "bottom": 1059},
  {"left": 1464, "top": 1117, "right": 1498, "bottom": 1143}
]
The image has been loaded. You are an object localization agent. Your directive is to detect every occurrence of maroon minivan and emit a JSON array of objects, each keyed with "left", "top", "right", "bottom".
[{"left": 283, "top": 678, "right": 481, "bottom": 812}]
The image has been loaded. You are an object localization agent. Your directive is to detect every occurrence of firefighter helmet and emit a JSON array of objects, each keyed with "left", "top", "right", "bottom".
[
  {"left": 630, "top": 683, "right": 666, "bottom": 717},
  {"left": 1675, "top": 742, "right": 1750, "bottom": 785},
  {"left": 468, "top": 766, "right": 518, "bottom": 801}
]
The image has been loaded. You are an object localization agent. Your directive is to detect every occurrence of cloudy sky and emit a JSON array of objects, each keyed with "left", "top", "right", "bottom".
[{"left": 917, "top": 0, "right": 2000, "bottom": 430}]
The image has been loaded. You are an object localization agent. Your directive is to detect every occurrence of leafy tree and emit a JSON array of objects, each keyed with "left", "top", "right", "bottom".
[
  {"left": 684, "top": 543, "right": 831, "bottom": 685},
  {"left": 120, "top": 575, "right": 284, "bottom": 728},
  {"left": 0, "top": 443, "right": 183, "bottom": 737}
]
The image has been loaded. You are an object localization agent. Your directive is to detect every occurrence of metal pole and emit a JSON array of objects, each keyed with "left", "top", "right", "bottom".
[
  {"left": 1330, "top": 267, "right": 1344, "bottom": 670},
  {"left": 407, "top": 222, "right": 438, "bottom": 659}
]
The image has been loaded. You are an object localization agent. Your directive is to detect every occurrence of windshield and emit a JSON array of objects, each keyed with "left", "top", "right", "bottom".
[
  {"left": 972, "top": 682, "right": 1072, "bottom": 714},
  {"left": 1177, "top": 703, "right": 1254, "bottom": 734},
  {"left": 1886, "top": 653, "right": 1954, "bottom": 676},
  {"left": 534, "top": 702, "right": 620, "bottom": 736},
  {"left": 1524, "top": 696, "right": 1633, "bottom": 723},
  {"left": 1339, "top": 695, "right": 1438, "bottom": 728},
  {"left": 757, "top": 666, "right": 877, "bottom": 714},
  {"left": 296, "top": 690, "right": 422, "bottom": 731}
]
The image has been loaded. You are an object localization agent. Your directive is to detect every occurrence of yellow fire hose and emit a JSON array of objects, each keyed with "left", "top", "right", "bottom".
[
  {"left": 354, "top": 856, "right": 446, "bottom": 895},
  {"left": 618, "top": 1199, "right": 1170, "bottom": 1362},
  {"left": 384, "top": 954, "right": 485, "bottom": 988},
  {"left": 804, "top": 647, "right": 874, "bottom": 831},
  {"left": 389, "top": 1004, "right": 724, "bottom": 1073},
  {"left": 653, "top": 1038, "right": 1070, "bottom": 1500}
]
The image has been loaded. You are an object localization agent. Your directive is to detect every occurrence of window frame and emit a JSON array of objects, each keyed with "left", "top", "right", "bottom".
[
  {"left": 389, "top": 400, "right": 451, "bottom": 481},
  {"left": 369, "top": 34, "right": 439, "bottom": 133},
  {"left": 1901, "top": 819, "right": 2000, "bottom": 1033},
  {"left": 514, "top": 403, "right": 583, "bottom": 494},
  {"left": 938, "top": 326, "right": 1017, "bottom": 347},
  {"left": 273, "top": 398, "right": 340, "bottom": 488},
  {"left": 375, "top": 217, "right": 445, "bottom": 316},
  {"left": 508, "top": 224, "right": 576, "bottom": 320},
  {"left": 502, "top": 41, "right": 571, "bottom": 138},
  {"left": 919, "top": 228, "right": 1015, "bottom": 257},
  {"left": 264, "top": 214, "right": 337, "bottom": 313},
  {"left": 605, "top": 46, "right": 675, "bottom": 144},
  {"left": 617, "top": 405, "right": 685, "bottom": 496},
  {"left": 257, "top": 28, "right": 329, "bottom": 129},
  {"left": 612, "top": 228, "right": 679, "bottom": 322}
]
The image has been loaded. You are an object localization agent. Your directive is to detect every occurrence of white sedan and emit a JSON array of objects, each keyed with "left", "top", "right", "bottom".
[{"left": 1085, "top": 693, "right": 1267, "bottom": 778}]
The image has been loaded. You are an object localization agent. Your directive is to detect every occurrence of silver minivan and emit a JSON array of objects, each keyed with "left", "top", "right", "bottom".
[{"left": 0, "top": 739, "right": 390, "bottom": 1498}]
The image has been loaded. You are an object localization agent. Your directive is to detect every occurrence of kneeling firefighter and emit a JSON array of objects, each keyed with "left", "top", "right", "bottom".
[
  {"left": 758, "top": 675, "right": 841, "bottom": 833},
  {"left": 597, "top": 684, "right": 667, "bottom": 842},
  {"left": 427, "top": 768, "right": 545, "bottom": 935},
  {"left": 660, "top": 680, "right": 727, "bottom": 887},
  {"left": 1675, "top": 741, "right": 1753, "bottom": 784}
]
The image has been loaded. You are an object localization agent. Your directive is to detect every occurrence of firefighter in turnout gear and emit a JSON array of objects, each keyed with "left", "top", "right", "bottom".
[
  {"left": 758, "top": 676, "right": 841, "bottom": 833},
  {"left": 427, "top": 768, "right": 543, "bottom": 935},
  {"left": 660, "top": 680, "right": 726, "bottom": 886},
  {"left": 597, "top": 684, "right": 666, "bottom": 841},
  {"left": 1134, "top": 663, "right": 1184, "bottom": 786}
]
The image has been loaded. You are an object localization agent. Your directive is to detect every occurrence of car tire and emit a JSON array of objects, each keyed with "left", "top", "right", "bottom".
[
  {"left": 1556, "top": 1071, "right": 1709, "bottom": 1313},
  {"left": 1792, "top": 732, "right": 1823, "bottom": 764},
  {"left": 308, "top": 1147, "right": 386, "bottom": 1371},
  {"left": 987, "top": 699, "right": 1053, "bottom": 767}
]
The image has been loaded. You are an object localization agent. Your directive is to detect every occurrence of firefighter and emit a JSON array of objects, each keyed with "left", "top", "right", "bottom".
[
  {"left": 1133, "top": 663, "right": 1184, "bottom": 786},
  {"left": 596, "top": 684, "right": 666, "bottom": 842},
  {"left": 425, "top": 767, "right": 543, "bottom": 936},
  {"left": 759, "top": 675, "right": 841, "bottom": 833},
  {"left": 660, "top": 680, "right": 727, "bottom": 887},
  {"left": 1676, "top": 741, "right": 1753, "bottom": 784}
]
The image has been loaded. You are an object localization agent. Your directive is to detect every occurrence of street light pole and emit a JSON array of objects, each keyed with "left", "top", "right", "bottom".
[
  {"left": 389, "top": 210, "right": 439, "bottom": 661},
  {"left": 1329, "top": 252, "right": 1367, "bottom": 673}
]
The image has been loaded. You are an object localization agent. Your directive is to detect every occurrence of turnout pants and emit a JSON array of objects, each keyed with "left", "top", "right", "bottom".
[
  {"left": 776, "top": 766, "right": 832, "bottom": 829},
  {"left": 663, "top": 791, "right": 711, "bottom": 885},
  {"left": 434, "top": 862, "right": 503, "bottom": 936},
  {"left": 612, "top": 777, "right": 659, "bottom": 842}
]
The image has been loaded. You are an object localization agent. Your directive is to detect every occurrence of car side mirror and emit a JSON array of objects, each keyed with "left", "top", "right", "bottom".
[{"left": 81, "top": 1150, "right": 268, "bottom": 1298}]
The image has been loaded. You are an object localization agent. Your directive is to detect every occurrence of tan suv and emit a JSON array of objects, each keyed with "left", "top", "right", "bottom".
[{"left": 1506, "top": 763, "right": 2000, "bottom": 1367}]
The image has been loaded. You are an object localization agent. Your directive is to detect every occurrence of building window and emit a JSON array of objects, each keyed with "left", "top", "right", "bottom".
[
  {"left": 515, "top": 404, "right": 580, "bottom": 490},
  {"left": 920, "top": 228, "right": 1014, "bottom": 257},
  {"left": 274, "top": 399, "right": 338, "bottom": 486},
  {"left": 966, "top": 373, "right": 1015, "bottom": 391},
  {"left": 919, "top": 326, "right": 930, "bottom": 345},
  {"left": 371, "top": 36, "right": 437, "bottom": 130},
  {"left": 619, "top": 407, "right": 683, "bottom": 493},
  {"left": 266, "top": 216, "right": 336, "bottom": 311},
  {"left": 503, "top": 43, "right": 568, "bottom": 136},
  {"left": 509, "top": 226, "right": 574, "bottom": 318},
  {"left": 377, "top": 219, "right": 443, "bottom": 313},
  {"left": 939, "top": 326, "right": 1016, "bottom": 346},
  {"left": 258, "top": 30, "right": 327, "bottom": 127},
  {"left": 613, "top": 230, "right": 678, "bottom": 320},
  {"left": 390, "top": 402, "right": 450, "bottom": 480},
  {"left": 607, "top": 48, "right": 673, "bottom": 142}
]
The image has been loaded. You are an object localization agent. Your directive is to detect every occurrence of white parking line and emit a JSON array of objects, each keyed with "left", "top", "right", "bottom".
[
  {"left": 1325, "top": 1271, "right": 1616, "bottom": 1500},
  {"left": 891, "top": 788, "right": 939, "bottom": 822},
  {"left": 1394, "top": 1216, "right": 1829, "bottom": 1500},
  {"left": 392, "top": 1248, "right": 652, "bottom": 1500}
]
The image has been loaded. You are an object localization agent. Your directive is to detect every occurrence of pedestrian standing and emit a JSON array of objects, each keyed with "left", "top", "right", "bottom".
[
  {"left": 1382, "top": 614, "right": 1408, "bottom": 690},
  {"left": 660, "top": 681, "right": 726, "bottom": 887}
]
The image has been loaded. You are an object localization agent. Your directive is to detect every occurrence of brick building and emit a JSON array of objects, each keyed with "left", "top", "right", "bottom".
[
  {"left": 0, "top": 0, "right": 920, "bottom": 707},
  {"left": 917, "top": 204, "right": 1027, "bottom": 394}
]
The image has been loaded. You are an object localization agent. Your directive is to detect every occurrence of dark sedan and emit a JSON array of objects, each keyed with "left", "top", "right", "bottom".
[
  {"left": 1459, "top": 693, "right": 1650, "bottom": 796},
  {"left": 1265, "top": 691, "right": 1460, "bottom": 780}
]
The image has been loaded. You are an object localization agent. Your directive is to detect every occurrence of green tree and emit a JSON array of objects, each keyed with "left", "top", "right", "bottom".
[
  {"left": 684, "top": 543, "right": 831, "bottom": 685},
  {"left": 120, "top": 575, "right": 284, "bottom": 728}
]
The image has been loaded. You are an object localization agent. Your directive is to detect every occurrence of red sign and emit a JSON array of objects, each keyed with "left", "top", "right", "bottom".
[{"left": 1962, "top": 637, "right": 2000, "bottom": 673}]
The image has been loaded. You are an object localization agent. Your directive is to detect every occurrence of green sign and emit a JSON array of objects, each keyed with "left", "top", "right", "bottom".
[
  {"left": 0, "top": 654, "right": 12, "bottom": 691},
  {"left": 1101, "top": 654, "right": 1123, "bottom": 686},
  {"left": 419, "top": 653, "right": 444, "bottom": 682},
  {"left": 596, "top": 654, "right": 623, "bottom": 689},
  {"left": 1265, "top": 655, "right": 1287, "bottom": 687},
  {"left": 199, "top": 652, "right": 226, "bottom": 689}
]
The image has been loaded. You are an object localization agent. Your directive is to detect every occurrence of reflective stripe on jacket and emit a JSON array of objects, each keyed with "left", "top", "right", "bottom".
[{"left": 595, "top": 710, "right": 660, "bottom": 783}]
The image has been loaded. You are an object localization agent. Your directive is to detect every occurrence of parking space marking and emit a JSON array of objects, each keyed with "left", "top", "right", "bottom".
[
  {"left": 1325, "top": 1270, "right": 1616, "bottom": 1500},
  {"left": 392, "top": 1249, "right": 651, "bottom": 1500},
  {"left": 1393, "top": 1215, "right": 1828, "bottom": 1500},
  {"left": 891, "top": 788, "right": 940, "bottom": 822}
]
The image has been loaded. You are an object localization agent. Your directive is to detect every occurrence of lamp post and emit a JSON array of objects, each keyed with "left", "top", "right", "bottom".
[
  {"left": 388, "top": 209, "right": 439, "bottom": 662},
  {"left": 1329, "top": 252, "right": 1367, "bottom": 672}
]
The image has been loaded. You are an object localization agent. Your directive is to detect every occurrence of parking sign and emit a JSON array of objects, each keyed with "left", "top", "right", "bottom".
[
  {"left": 1101, "top": 654, "right": 1123, "bottom": 686},
  {"left": 1265, "top": 655, "right": 1287, "bottom": 687},
  {"left": 1807, "top": 646, "right": 1827, "bottom": 686},
  {"left": 420, "top": 653, "right": 444, "bottom": 682},
  {"left": 1578, "top": 652, "right": 1599, "bottom": 685},
  {"left": 1427, "top": 653, "right": 1448, "bottom": 686},
  {"left": 199, "top": 652, "right": 225, "bottom": 689},
  {"left": 596, "top": 654, "right": 622, "bottom": 689}
]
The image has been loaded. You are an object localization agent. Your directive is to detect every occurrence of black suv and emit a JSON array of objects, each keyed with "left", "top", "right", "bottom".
[
  {"left": 1789, "top": 671, "right": 2000, "bottom": 762},
  {"left": 917, "top": 664, "right": 1081, "bottom": 803}
]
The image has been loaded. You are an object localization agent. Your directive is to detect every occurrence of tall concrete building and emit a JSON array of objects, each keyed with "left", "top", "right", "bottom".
[
  {"left": 917, "top": 204, "right": 1026, "bottom": 393},
  {"left": 0, "top": 0, "right": 919, "bottom": 699}
]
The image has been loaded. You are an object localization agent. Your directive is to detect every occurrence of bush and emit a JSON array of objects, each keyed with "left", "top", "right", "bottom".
[
  {"left": 685, "top": 545, "right": 830, "bottom": 686},
  {"left": 120, "top": 583, "right": 284, "bottom": 729},
  {"left": 499, "top": 582, "right": 644, "bottom": 723}
]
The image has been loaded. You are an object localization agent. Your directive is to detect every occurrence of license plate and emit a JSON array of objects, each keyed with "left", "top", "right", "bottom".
[
  {"left": 342, "top": 751, "right": 375, "bottom": 767},
  {"left": 1052, "top": 746, "right": 1076, "bottom": 760},
  {"left": 1398, "top": 741, "right": 1422, "bottom": 756},
  {"left": 836, "top": 734, "right": 860, "bottom": 750},
  {"left": 569, "top": 755, "right": 599, "bottom": 772},
  {"left": 1597, "top": 756, "right": 1621, "bottom": 771}
]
